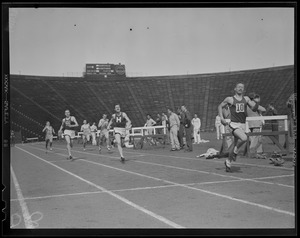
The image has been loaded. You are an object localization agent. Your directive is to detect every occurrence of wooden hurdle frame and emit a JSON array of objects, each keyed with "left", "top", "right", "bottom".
[
  {"left": 129, "top": 125, "right": 167, "bottom": 149},
  {"left": 220, "top": 115, "right": 290, "bottom": 156},
  {"left": 75, "top": 126, "right": 167, "bottom": 148}
]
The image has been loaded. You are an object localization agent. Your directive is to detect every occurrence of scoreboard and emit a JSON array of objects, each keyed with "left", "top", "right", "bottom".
[{"left": 85, "top": 63, "right": 126, "bottom": 76}]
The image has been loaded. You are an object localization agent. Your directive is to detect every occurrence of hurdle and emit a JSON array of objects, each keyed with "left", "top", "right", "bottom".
[
  {"left": 245, "top": 115, "right": 289, "bottom": 156},
  {"left": 220, "top": 115, "right": 289, "bottom": 156},
  {"left": 26, "top": 137, "right": 39, "bottom": 143},
  {"left": 129, "top": 125, "right": 167, "bottom": 149}
]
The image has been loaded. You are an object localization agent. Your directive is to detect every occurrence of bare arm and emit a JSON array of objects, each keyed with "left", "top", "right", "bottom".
[
  {"left": 245, "top": 96, "right": 266, "bottom": 112},
  {"left": 59, "top": 119, "right": 65, "bottom": 132},
  {"left": 218, "top": 97, "right": 232, "bottom": 124},
  {"left": 107, "top": 115, "right": 114, "bottom": 129},
  {"left": 42, "top": 126, "right": 47, "bottom": 132},
  {"left": 71, "top": 116, "right": 79, "bottom": 127},
  {"left": 123, "top": 113, "right": 132, "bottom": 128}
]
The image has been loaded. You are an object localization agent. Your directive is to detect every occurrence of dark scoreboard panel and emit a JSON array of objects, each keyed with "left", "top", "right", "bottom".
[{"left": 86, "top": 63, "right": 126, "bottom": 76}]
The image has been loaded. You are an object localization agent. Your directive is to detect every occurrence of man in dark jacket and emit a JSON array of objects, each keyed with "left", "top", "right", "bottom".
[
  {"left": 177, "top": 107, "right": 185, "bottom": 149},
  {"left": 181, "top": 105, "right": 193, "bottom": 152}
]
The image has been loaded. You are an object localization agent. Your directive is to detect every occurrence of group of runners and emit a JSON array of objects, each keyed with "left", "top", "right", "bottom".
[{"left": 41, "top": 83, "right": 296, "bottom": 171}]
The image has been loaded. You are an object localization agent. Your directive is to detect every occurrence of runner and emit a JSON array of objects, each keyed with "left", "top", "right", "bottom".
[
  {"left": 58, "top": 109, "right": 79, "bottom": 160},
  {"left": 42, "top": 121, "right": 55, "bottom": 153},
  {"left": 107, "top": 104, "right": 131, "bottom": 162}
]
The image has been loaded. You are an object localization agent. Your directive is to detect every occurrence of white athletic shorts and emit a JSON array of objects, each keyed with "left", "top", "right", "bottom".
[
  {"left": 114, "top": 127, "right": 126, "bottom": 138},
  {"left": 229, "top": 122, "right": 246, "bottom": 132},
  {"left": 45, "top": 135, "right": 53, "bottom": 142},
  {"left": 99, "top": 130, "right": 109, "bottom": 138},
  {"left": 64, "top": 129, "right": 76, "bottom": 139}
]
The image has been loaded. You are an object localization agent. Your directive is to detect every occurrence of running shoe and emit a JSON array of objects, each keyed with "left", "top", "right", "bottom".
[
  {"left": 121, "top": 157, "right": 125, "bottom": 163},
  {"left": 224, "top": 160, "right": 231, "bottom": 172}
]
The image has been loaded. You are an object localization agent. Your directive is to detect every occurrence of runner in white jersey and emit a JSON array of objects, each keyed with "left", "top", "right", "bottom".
[
  {"left": 98, "top": 114, "right": 111, "bottom": 152},
  {"left": 218, "top": 83, "right": 266, "bottom": 172},
  {"left": 58, "top": 109, "right": 79, "bottom": 160},
  {"left": 90, "top": 122, "right": 98, "bottom": 146},
  {"left": 107, "top": 104, "right": 131, "bottom": 162},
  {"left": 81, "top": 120, "right": 91, "bottom": 151},
  {"left": 42, "top": 121, "right": 55, "bottom": 153}
]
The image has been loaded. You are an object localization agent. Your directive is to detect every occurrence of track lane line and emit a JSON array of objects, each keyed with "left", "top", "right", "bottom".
[
  {"left": 15, "top": 146, "right": 184, "bottom": 228},
  {"left": 11, "top": 166, "right": 34, "bottom": 228},
  {"left": 24, "top": 145, "right": 295, "bottom": 217},
  {"left": 32, "top": 144, "right": 294, "bottom": 188}
]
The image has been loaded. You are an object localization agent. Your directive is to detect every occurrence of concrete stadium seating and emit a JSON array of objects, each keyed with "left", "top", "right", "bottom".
[{"left": 10, "top": 65, "right": 294, "bottom": 138}]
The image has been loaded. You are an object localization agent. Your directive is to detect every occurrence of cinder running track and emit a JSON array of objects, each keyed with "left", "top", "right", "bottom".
[{"left": 9, "top": 133, "right": 295, "bottom": 230}]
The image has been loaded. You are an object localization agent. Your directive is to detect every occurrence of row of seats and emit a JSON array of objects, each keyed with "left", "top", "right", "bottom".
[{"left": 10, "top": 65, "right": 294, "bottom": 137}]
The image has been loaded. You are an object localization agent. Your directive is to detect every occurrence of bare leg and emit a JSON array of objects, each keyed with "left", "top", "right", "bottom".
[
  {"left": 115, "top": 133, "right": 124, "bottom": 160},
  {"left": 65, "top": 135, "right": 72, "bottom": 158}
]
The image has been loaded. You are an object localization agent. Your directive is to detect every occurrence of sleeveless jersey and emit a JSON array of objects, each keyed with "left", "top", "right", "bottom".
[
  {"left": 64, "top": 116, "right": 76, "bottom": 130},
  {"left": 45, "top": 126, "right": 54, "bottom": 137},
  {"left": 81, "top": 124, "right": 91, "bottom": 135},
  {"left": 229, "top": 96, "right": 247, "bottom": 123},
  {"left": 99, "top": 119, "right": 109, "bottom": 131},
  {"left": 113, "top": 112, "right": 127, "bottom": 128}
]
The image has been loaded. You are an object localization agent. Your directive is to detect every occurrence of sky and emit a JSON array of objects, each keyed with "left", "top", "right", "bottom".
[{"left": 9, "top": 7, "right": 294, "bottom": 77}]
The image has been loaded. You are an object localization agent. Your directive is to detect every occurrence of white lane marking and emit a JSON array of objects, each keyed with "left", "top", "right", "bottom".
[
  {"left": 38, "top": 147, "right": 295, "bottom": 217},
  {"left": 15, "top": 146, "right": 184, "bottom": 228},
  {"left": 10, "top": 166, "right": 34, "bottom": 228},
  {"left": 11, "top": 174, "right": 295, "bottom": 203},
  {"left": 123, "top": 150, "right": 295, "bottom": 171},
  {"left": 28, "top": 144, "right": 295, "bottom": 188},
  {"left": 134, "top": 160, "right": 295, "bottom": 188},
  {"left": 24, "top": 144, "right": 295, "bottom": 216},
  {"left": 78, "top": 159, "right": 295, "bottom": 217}
]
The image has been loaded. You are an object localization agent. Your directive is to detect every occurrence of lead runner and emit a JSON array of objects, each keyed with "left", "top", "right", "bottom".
[
  {"left": 58, "top": 109, "right": 79, "bottom": 160},
  {"left": 218, "top": 83, "right": 266, "bottom": 172},
  {"left": 107, "top": 104, "right": 131, "bottom": 163}
]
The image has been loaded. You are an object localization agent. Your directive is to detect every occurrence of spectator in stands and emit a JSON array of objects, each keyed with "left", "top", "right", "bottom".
[
  {"left": 10, "top": 130, "right": 15, "bottom": 146},
  {"left": 181, "top": 105, "right": 193, "bottom": 152},
  {"left": 42, "top": 121, "right": 55, "bottom": 152},
  {"left": 144, "top": 114, "right": 156, "bottom": 135},
  {"left": 192, "top": 114, "right": 201, "bottom": 144},
  {"left": 167, "top": 108, "right": 180, "bottom": 151},
  {"left": 215, "top": 115, "right": 223, "bottom": 140},
  {"left": 247, "top": 93, "right": 265, "bottom": 157},
  {"left": 177, "top": 107, "right": 185, "bottom": 149},
  {"left": 90, "top": 122, "right": 98, "bottom": 146},
  {"left": 266, "top": 103, "right": 279, "bottom": 143}
]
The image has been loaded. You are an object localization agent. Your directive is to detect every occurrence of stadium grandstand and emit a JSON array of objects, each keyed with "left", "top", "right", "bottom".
[{"left": 10, "top": 65, "right": 294, "bottom": 141}]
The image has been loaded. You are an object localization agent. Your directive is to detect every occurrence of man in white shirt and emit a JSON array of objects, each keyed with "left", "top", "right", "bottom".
[
  {"left": 167, "top": 108, "right": 180, "bottom": 151},
  {"left": 192, "top": 114, "right": 201, "bottom": 144},
  {"left": 90, "top": 122, "right": 98, "bottom": 146},
  {"left": 144, "top": 114, "right": 156, "bottom": 135}
]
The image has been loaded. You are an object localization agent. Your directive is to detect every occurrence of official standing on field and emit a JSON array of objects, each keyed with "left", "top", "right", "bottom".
[
  {"left": 168, "top": 108, "right": 180, "bottom": 151},
  {"left": 181, "top": 105, "right": 193, "bottom": 152}
]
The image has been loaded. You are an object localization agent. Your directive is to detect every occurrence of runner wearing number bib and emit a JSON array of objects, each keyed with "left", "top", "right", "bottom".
[{"left": 218, "top": 83, "right": 266, "bottom": 172}]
